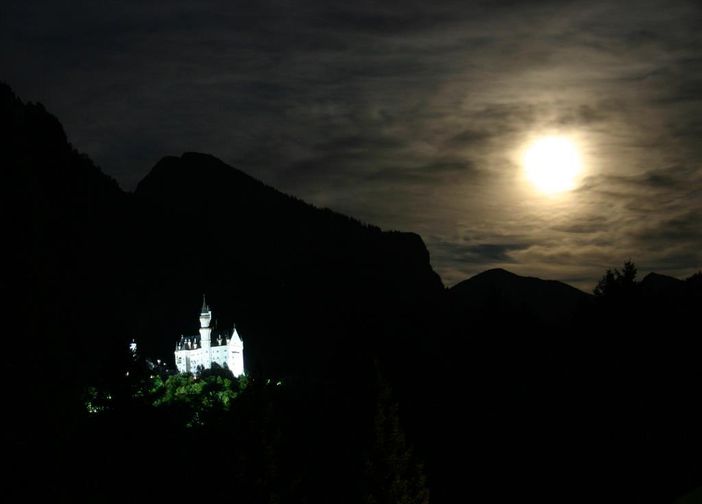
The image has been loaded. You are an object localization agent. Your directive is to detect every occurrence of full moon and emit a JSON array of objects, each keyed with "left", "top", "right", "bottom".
[{"left": 522, "top": 136, "right": 583, "bottom": 194}]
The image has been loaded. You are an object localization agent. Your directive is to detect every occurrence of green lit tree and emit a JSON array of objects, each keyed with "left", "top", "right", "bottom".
[{"left": 148, "top": 369, "right": 246, "bottom": 427}]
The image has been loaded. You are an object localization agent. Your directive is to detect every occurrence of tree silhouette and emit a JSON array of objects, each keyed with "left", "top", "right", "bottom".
[
  {"left": 593, "top": 260, "right": 639, "bottom": 298},
  {"left": 364, "top": 374, "right": 430, "bottom": 504}
]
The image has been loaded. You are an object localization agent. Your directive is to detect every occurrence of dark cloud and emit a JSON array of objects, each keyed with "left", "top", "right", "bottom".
[
  {"left": 2, "top": 0, "right": 701, "bottom": 288},
  {"left": 634, "top": 209, "right": 702, "bottom": 244},
  {"left": 461, "top": 243, "right": 531, "bottom": 263},
  {"left": 551, "top": 216, "right": 610, "bottom": 235},
  {"left": 446, "top": 129, "right": 493, "bottom": 147}
]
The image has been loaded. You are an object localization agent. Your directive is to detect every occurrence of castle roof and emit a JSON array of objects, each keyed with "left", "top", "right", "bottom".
[{"left": 176, "top": 327, "right": 235, "bottom": 351}]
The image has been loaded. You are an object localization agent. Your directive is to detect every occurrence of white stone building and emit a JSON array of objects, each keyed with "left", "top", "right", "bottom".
[{"left": 174, "top": 296, "right": 245, "bottom": 376}]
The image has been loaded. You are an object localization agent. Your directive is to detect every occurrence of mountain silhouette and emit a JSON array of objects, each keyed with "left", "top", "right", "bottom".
[
  {"left": 448, "top": 267, "right": 592, "bottom": 326},
  {"left": 640, "top": 271, "right": 685, "bottom": 296},
  {"left": 4, "top": 80, "right": 130, "bottom": 390}
]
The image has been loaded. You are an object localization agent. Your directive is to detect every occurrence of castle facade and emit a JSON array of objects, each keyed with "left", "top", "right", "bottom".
[{"left": 174, "top": 296, "right": 244, "bottom": 376}]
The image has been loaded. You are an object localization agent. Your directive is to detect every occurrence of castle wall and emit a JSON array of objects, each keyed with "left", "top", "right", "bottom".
[{"left": 175, "top": 343, "right": 242, "bottom": 375}]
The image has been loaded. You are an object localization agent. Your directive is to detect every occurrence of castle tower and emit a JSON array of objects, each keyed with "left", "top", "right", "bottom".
[
  {"left": 227, "top": 324, "right": 245, "bottom": 377},
  {"left": 199, "top": 294, "right": 212, "bottom": 363}
]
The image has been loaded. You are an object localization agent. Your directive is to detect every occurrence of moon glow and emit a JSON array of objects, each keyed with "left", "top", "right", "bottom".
[{"left": 523, "top": 136, "right": 583, "bottom": 194}]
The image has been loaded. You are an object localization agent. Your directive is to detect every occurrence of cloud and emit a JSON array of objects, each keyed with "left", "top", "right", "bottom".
[
  {"left": 633, "top": 209, "right": 702, "bottom": 244},
  {"left": 460, "top": 243, "right": 531, "bottom": 263}
]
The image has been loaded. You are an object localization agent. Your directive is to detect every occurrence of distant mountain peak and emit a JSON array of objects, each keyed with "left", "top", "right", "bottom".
[
  {"left": 449, "top": 267, "right": 591, "bottom": 325},
  {"left": 462, "top": 268, "right": 586, "bottom": 290},
  {"left": 640, "top": 271, "right": 684, "bottom": 297},
  {"left": 641, "top": 272, "right": 683, "bottom": 284},
  {"left": 473, "top": 268, "right": 521, "bottom": 279},
  {"left": 137, "top": 152, "right": 264, "bottom": 193}
]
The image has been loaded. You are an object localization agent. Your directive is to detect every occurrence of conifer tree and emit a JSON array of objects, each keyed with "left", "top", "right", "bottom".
[{"left": 364, "top": 374, "right": 430, "bottom": 504}]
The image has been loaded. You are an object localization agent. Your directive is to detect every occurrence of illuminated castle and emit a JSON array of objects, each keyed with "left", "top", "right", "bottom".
[{"left": 174, "top": 296, "right": 245, "bottom": 376}]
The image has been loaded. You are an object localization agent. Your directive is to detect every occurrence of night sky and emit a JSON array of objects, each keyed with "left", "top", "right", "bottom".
[{"left": 4, "top": 0, "right": 701, "bottom": 288}]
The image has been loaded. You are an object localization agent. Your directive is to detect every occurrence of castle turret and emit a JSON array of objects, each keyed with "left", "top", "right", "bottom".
[
  {"left": 199, "top": 294, "right": 212, "bottom": 355},
  {"left": 227, "top": 324, "right": 245, "bottom": 377}
]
